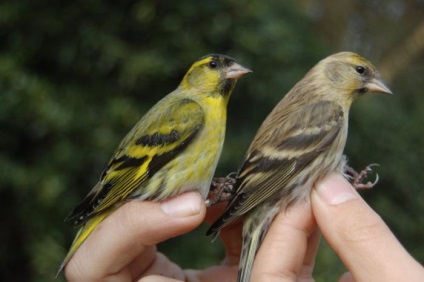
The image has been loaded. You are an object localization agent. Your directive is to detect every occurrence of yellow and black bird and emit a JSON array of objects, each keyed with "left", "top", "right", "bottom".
[
  {"left": 58, "top": 54, "right": 251, "bottom": 274},
  {"left": 207, "top": 52, "right": 392, "bottom": 282}
]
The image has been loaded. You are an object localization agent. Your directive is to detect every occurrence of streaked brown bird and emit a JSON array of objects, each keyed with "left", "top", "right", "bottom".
[{"left": 207, "top": 52, "right": 392, "bottom": 282}]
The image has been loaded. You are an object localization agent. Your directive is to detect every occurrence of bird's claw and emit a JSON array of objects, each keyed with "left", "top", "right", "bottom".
[
  {"left": 206, "top": 172, "right": 237, "bottom": 207},
  {"left": 346, "top": 163, "right": 379, "bottom": 190}
]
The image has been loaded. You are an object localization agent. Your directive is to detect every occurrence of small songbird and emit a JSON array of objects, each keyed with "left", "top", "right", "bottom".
[
  {"left": 58, "top": 54, "right": 251, "bottom": 274},
  {"left": 207, "top": 52, "right": 392, "bottom": 282}
]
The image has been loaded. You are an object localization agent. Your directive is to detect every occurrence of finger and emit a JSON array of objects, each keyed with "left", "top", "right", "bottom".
[
  {"left": 139, "top": 275, "right": 182, "bottom": 282},
  {"left": 136, "top": 252, "right": 185, "bottom": 281},
  {"left": 185, "top": 265, "right": 238, "bottom": 282},
  {"left": 205, "top": 202, "right": 228, "bottom": 224},
  {"left": 65, "top": 192, "right": 206, "bottom": 281},
  {"left": 205, "top": 203, "right": 243, "bottom": 266},
  {"left": 339, "top": 271, "right": 355, "bottom": 282},
  {"left": 218, "top": 220, "right": 243, "bottom": 266},
  {"left": 312, "top": 173, "right": 424, "bottom": 282},
  {"left": 251, "top": 200, "right": 316, "bottom": 281},
  {"left": 298, "top": 227, "right": 321, "bottom": 281}
]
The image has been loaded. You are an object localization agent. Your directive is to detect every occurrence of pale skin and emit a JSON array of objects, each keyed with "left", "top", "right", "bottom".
[{"left": 64, "top": 173, "right": 424, "bottom": 281}]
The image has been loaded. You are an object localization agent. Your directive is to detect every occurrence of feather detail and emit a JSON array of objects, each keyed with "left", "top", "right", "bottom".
[
  {"left": 207, "top": 101, "right": 344, "bottom": 236},
  {"left": 207, "top": 52, "right": 390, "bottom": 282},
  {"left": 58, "top": 54, "right": 251, "bottom": 276},
  {"left": 66, "top": 99, "right": 205, "bottom": 226}
]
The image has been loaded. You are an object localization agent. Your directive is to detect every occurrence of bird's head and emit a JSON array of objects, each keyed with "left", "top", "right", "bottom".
[
  {"left": 321, "top": 52, "right": 392, "bottom": 104},
  {"left": 180, "top": 54, "right": 251, "bottom": 99}
]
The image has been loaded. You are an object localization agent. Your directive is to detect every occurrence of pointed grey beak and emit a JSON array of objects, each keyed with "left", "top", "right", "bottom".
[
  {"left": 365, "top": 77, "right": 393, "bottom": 94},
  {"left": 225, "top": 62, "right": 252, "bottom": 79}
]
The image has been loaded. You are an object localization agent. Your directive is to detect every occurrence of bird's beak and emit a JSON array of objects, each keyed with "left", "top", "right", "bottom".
[
  {"left": 225, "top": 63, "right": 252, "bottom": 79},
  {"left": 365, "top": 77, "right": 393, "bottom": 94}
]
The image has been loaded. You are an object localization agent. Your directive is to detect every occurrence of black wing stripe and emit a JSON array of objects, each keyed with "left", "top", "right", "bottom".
[
  {"left": 207, "top": 101, "right": 344, "bottom": 236},
  {"left": 277, "top": 128, "right": 332, "bottom": 151},
  {"left": 136, "top": 130, "right": 181, "bottom": 147},
  {"left": 146, "top": 123, "right": 203, "bottom": 178},
  {"left": 113, "top": 155, "right": 149, "bottom": 171},
  {"left": 67, "top": 99, "right": 206, "bottom": 226},
  {"left": 65, "top": 183, "right": 111, "bottom": 224}
]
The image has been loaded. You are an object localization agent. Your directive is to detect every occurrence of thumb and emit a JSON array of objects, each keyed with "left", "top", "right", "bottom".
[
  {"left": 65, "top": 192, "right": 206, "bottom": 281},
  {"left": 311, "top": 172, "right": 423, "bottom": 282}
]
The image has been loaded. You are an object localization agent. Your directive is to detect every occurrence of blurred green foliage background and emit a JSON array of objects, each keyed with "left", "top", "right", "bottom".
[{"left": 1, "top": 0, "right": 423, "bottom": 281}]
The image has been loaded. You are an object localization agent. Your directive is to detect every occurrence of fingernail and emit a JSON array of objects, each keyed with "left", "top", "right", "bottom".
[
  {"left": 314, "top": 173, "right": 358, "bottom": 205},
  {"left": 161, "top": 192, "right": 202, "bottom": 217}
]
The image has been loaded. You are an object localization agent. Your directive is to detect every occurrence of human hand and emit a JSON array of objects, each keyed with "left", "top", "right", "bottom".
[
  {"left": 312, "top": 172, "right": 424, "bottom": 281},
  {"left": 64, "top": 192, "right": 241, "bottom": 281},
  {"left": 64, "top": 174, "right": 424, "bottom": 282},
  {"left": 252, "top": 172, "right": 424, "bottom": 281}
]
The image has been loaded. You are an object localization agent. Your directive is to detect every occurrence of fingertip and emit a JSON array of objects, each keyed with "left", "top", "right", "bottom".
[
  {"left": 120, "top": 192, "right": 206, "bottom": 244},
  {"left": 161, "top": 191, "right": 205, "bottom": 218},
  {"left": 313, "top": 172, "right": 358, "bottom": 205}
]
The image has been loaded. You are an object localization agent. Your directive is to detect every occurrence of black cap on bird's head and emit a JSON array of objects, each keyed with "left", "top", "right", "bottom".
[
  {"left": 198, "top": 54, "right": 252, "bottom": 79},
  {"left": 181, "top": 54, "right": 251, "bottom": 96}
]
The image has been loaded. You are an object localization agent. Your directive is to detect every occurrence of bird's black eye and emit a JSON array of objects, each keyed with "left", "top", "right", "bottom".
[
  {"left": 355, "top": 65, "right": 365, "bottom": 75},
  {"left": 209, "top": 60, "right": 218, "bottom": 69}
]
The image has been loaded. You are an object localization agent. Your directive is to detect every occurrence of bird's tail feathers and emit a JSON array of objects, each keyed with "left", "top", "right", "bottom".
[
  {"left": 55, "top": 210, "right": 111, "bottom": 277},
  {"left": 238, "top": 204, "right": 280, "bottom": 282},
  {"left": 237, "top": 222, "right": 263, "bottom": 282}
]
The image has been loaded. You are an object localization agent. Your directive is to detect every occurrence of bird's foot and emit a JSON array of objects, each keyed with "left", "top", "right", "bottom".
[
  {"left": 206, "top": 172, "right": 237, "bottom": 207},
  {"left": 345, "top": 164, "right": 379, "bottom": 190}
]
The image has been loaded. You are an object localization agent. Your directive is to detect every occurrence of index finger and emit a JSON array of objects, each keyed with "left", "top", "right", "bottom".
[
  {"left": 312, "top": 173, "right": 424, "bottom": 281},
  {"left": 251, "top": 200, "right": 318, "bottom": 281},
  {"left": 206, "top": 202, "right": 243, "bottom": 266}
]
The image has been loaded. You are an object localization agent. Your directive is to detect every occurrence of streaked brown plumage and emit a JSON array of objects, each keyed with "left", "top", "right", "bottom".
[{"left": 207, "top": 52, "right": 392, "bottom": 282}]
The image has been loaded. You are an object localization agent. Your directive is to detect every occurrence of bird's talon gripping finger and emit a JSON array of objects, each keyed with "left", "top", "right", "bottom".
[
  {"left": 352, "top": 164, "right": 379, "bottom": 190},
  {"left": 207, "top": 174, "right": 237, "bottom": 206}
]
